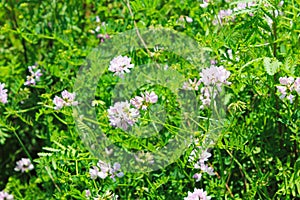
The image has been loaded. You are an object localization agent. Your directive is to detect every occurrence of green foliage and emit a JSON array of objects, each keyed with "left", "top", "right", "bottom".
[{"left": 0, "top": 0, "right": 300, "bottom": 199}]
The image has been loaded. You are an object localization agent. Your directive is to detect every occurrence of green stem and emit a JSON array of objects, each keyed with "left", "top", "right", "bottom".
[{"left": 12, "top": 129, "right": 33, "bottom": 162}]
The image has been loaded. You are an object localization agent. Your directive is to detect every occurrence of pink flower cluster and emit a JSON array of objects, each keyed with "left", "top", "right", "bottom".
[
  {"left": 200, "top": 0, "right": 209, "bottom": 8},
  {"left": 108, "top": 91, "right": 158, "bottom": 130},
  {"left": 89, "top": 160, "right": 124, "bottom": 182},
  {"left": 276, "top": 77, "right": 300, "bottom": 103},
  {"left": 183, "top": 65, "right": 231, "bottom": 109},
  {"left": 184, "top": 188, "right": 211, "bottom": 200},
  {"left": 189, "top": 148, "right": 215, "bottom": 182},
  {"left": 14, "top": 158, "right": 34, "bottom": 173},
  {"left": 107, "top": 101, "right": 140, "bottom": 130},
  {"left": 213, "top": 1, "right": 257, "bottom": 25},
  {"left": 234, "top": 1, "right": 256, "bottom": 12},
  {"left": 0, "top": 83, "right": 8, "bottom": 104},
  {"left": 0, "top": 191, "right": 13, "bottom": 200},
  {"left": 108, "top": 55, "right": 134, "bottom": 78},
  {"left": 53, "top": 90, "right": 78, "bottom": 110},
  {"left": 130, "top": 91, "right": 158, "bottom": 110},
  {"left": 24, "top": 64, "right": 42, "bottom": 86}
]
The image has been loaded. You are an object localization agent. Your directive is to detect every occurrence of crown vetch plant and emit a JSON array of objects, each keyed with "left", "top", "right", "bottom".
[{"left": 0, "top": 0, "right": 300, "bottom": 199}]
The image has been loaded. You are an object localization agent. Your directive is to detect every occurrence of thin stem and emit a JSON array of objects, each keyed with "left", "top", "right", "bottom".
[{"left": 12, "top": 129, "right": 33, "bottom": 162}]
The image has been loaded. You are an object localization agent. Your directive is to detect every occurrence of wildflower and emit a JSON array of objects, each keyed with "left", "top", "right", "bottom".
[
  {"left": 97, "top": 33, "right": 110, "bottom": 43},
  {"left": 199, "top": 150, "right": 212, "bottom": 163},
  {"left": 200, "top": 0, "right": 209, "bottom": 8},
  {"left": 95, "top": 191, "right": 119, "bottom": 200},
  {"left": 199, "top": 86, "right": 217, "bottom": 109},
  {"left": 185, "top": 16, "right": 193, "bottom": 23},
  {"left": 184, "top": 188, "right": 211, "bottom": 200},
  {"left": 130, "top": 91, "right": 158, "bottom": 110},
  {"left": 0, "top": 83, "right": 8, "bottom": 104},
  {"left": 144, "top": 91, "right": 158, "bottom": 103},
  {"left": 97, "top": 160, "right": 111, "bottom": 179},
  {"left": 279, "top": 76, "right": 294, "bottom": 85},
  {"left": 293, "top": 78, "right": 300, "bottom": 94},
  {"left": 213, "top": 9, "right": 234, "bottom": 25},
  {"left": 89, "top": 166, "right": 101, "bottom": 180},
  {"left": 24, "top": 64, "right": 42, "bottom": 86},
  {"left": 109, "top": 163, "right": 124, "bottom": 181},
  {"left": 90, "top": 16, "right": 105, "bottom": 34},
  {"left": 0, "top": 191, "right": 14, "bottom": 200},
  {"left": 61, "top": 90, "right": 77, "bottom": 106},
  {"left": 178, "top": 15, "right": 185, "bottom": 23},
  {"left": 53, "top": 96, "right": 65, "bottom": 110},
  {"left": 89, "top": 160, "right": 124, "bottom": 181},
  {"left": 210, "top": 59, "right": 217, "bottom": 65},
  {"left": 200, "top": 163, "right": 215, "bottom": 176},
  {"left": 234, "top": 1, "right": 256, "bottom": 12},
  {"left": 130, "top": 96, "right": 144, "bottom": 110},
  {"left": 276, "top": 86, "right": 287, "bottom": 99},
  {"left": 85, "top": 189, "right": 91, "bottom": 198},
  {"left": 191, "top": 149, "right": 215, "bottom": 177},
  {"left": 200, "top": 65, "right": 231, "bottom": 88},
  {"left": 14, "top": 158, "right": 34, "bottom": 173},
  {"left": 197, "top": 65, "right": 231, "bottom": 109},
  {"left": 108, "top": 101, "right": 140, "bottom": 130},
  {"left": 96, "top": 16, "right": 100, "bottom": 23},
  {"left": 53, "top": 90, "right": 78, "bottom": 110},
  {"left": 193, "top": 173, "right": 202, "bottom": 182},
  {"left": 279, "top": 1, "right": 284, "bottom": 6},
  {"left": 276, "top": 76, "right": 300, "bottom": 103},
  {"left": 182, "top": 78, "right": 201, "bottom": 91},
  {"left": 108, "top": 55, "right": 134, "bottom": 78}
]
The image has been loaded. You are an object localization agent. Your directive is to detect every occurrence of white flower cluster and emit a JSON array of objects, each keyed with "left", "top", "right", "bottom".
[
  {"left": 89, "top": 160, "right": 124, "bottom": 182},
  {"left": 108, "top": 55, "right": 134, "bottom": 78},
  {"left": 276, "top": 77, "right": 300, "bottom": 103},
  {"left": 53, "top": 90, "right": 78, "bottom": 110},
  {"left": 14, "top": 158, "right": 34, "bottom": 173},
  {"left": 189, "top": 148, "right": 215, "bottom": 182},
  {"left": 24, "top": 64, "right": 42, "bottom": 86},
  {"left": 183, "top": 65, "right": 231, "bottom": 109},
  {"left": 130, "top": 91, "right": 158, "bottom": 110},
  {"left": 107, "top": 101, "right": 140, "bottom": 131},
  {"left": 184, "top": 188, "right": 211, "bottom": 200},
  {"left": 0, "top": 83, "right": 8, "bottom": 104}
]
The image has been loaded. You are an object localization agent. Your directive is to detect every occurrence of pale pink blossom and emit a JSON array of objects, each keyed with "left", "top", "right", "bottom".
[
  {"left": 293, "top": 78, "right": 300, "bottom": 94},
  {"left": 200, "top": 0, "right": 209, "bottom": 8},
  {"left": 276, "top": 86, "right": 287, "bottom": 99},
  {"left": 0, "top": 191, "right": 13, "bottom": 200},
  {"left": 279, "top": 77, "right": 294, "bottom": 85},
  {"left": 0, "top": 83, "right": 8, "bottom": 104},
  {"left": 14, "top": 158, "right": 34, "bottom": 173},
  {"left": 130, "top": 91, "right": 158, "bottom": 110},
  {"left": 193, "top": 173, "right": 202, "bottom": 182},
  {"left": 108, "top": 55, "right": 134, "bottom": 78},
  {"left": 144, "top": 91, "right": 158, "bottom": 103},
  {"left": 89, "top": 166, "right": 101, "bottom": 180},
  {"left": 185, "top": 16, "right": 193, "bottom": 23},
  {"left": 130, "top": 96, "right": 144, "bottom": 109},
  {"left": 85, "top": 189, "right": 91, "bottom": 198},
  {"left": 53, "top": 90, "right": 78, "bottom": 110},
  {"left": 287, "top": 94, "right": 295, "bottom": 103},
  {"left": 89, "top": 160, "right": 124, "bottom": 181},
  {"left": 200, "top": 66, "right": 231, "bottom": 88},
  {"left": 108, "top": 101, "right": 140, "bottom": 130},
  {"left": 24, "top": 65, "right": 42, "bottom": 86},
  {"left": 184, "top": 188, "right": 211, "bottom": 200}
]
